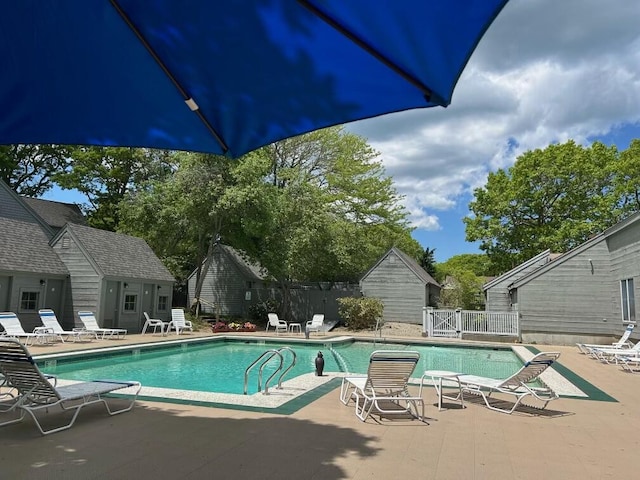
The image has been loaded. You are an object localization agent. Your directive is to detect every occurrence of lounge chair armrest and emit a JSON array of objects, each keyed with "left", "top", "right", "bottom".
[{"left": 33, "top": 326, "right": 54, "bottom": 334}]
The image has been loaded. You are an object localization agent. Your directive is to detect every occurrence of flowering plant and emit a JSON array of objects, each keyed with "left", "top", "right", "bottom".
[
  {"left": 243, "top": 322, "right": 256, "bottom": 330},
  {"left": 228, "top": 322, "right": 242, "bottom": 330}
]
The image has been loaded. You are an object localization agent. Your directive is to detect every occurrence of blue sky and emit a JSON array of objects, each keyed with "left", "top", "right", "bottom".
[
  {"left": 44, "top": 0, "right": 640, "bottom": 264},
  {"left": 347, "top": 0, "right": 640, "bottom": 262}
]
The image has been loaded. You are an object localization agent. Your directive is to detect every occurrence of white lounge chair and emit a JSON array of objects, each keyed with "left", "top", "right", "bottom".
[
  {"left": 266, "top": 313, "right": 288, "bottom": 334},
  {"left": 306, "top": 314, "right": 325, "bottom": 335},
  {"left": 0, "top": 338, "right": 140, "bottom": 435},
  {"left": 457, "top": 351, "right": 561, "bottom": 414},
  {"left": 38, "top": 309, "right": 96, "bottom": 343},
  {"left": 576, "top": 324, "right": 634, "bottom": 355},
  {"left": 77, "top": 311, "right": 127, "bottom": 339},
  {"left": 168, "top": 309, "right": 193, "bottom": 335},
  {"left": 0, "top": 312, "right": 55, "bottom": 346},
  {"left": 589, "top": 342, "right": 640, "bottom": 364},
  {"left": 141, "top": 312, "right": 169, "bottom": 335},
  {"left": 340, "top": 350, "right": 424, "bottom": 422}
]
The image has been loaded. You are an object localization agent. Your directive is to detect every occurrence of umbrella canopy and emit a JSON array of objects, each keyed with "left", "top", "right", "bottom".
[{"left": 0, "top": 1, "right": 509, "bottom": 157}]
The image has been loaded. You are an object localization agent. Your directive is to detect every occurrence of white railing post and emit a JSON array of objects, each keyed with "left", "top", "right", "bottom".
[
  {"left": 425, "top": 306, "right": 433, "bottom": 337},
  {"left": 455, "top": 308, "right": 462, "bottom": 338}
]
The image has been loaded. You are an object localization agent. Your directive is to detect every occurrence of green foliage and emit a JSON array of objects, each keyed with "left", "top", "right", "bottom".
[
  {"left": 420, "top": 247, "right": 437, "bottom": 277},
  {"left": 434, "top": 253, "right": 494, "bottom": 283},
  {"left": 248, "top": 299, "right": 280, "bottom": 323},
  {"left": 337, "top": 297, "right": 384, "bottom": 331},
  {"left": 464, "top": 140, "right": 623, "bottom": 272},
  {"left": 0, "top": 144, "right": 70, "bottom": 196},
  {"left": 437, "top": 268, "right": 485, "bottom": 310},
  {"left": 236, "top": 126, "right": 420, "bottom": 287},
  {"left": 54, "top": 146, "right": 175, "bottom": 230}
]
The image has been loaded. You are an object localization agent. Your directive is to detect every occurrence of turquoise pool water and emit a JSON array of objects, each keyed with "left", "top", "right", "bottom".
[{"left": 40, "top": 340, "right": 524, "bottom": 395}]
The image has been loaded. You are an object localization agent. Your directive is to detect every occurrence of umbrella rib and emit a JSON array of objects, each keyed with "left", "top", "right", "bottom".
[
  {"left": 109, "top": 0, "right": 230, "bottom": 154},
  {"left": 298, "top": 0, "right": 435, "bottom": 104}
]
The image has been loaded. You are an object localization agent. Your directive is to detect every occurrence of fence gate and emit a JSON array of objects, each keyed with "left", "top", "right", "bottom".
[
  {"left": 423, "top": 307, "right": 519, "bottom": 339},
  {"left": 426, "top": 309, "right": 460, "bottom": 338}
]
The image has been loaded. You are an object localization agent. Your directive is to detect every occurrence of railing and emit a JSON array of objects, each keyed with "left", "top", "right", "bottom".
[
  {"left": 423, "top": 307, "right": 519, "bottom": 338},
  {"left": 243, "top": 347, "right": 297, "bottom": 395}
]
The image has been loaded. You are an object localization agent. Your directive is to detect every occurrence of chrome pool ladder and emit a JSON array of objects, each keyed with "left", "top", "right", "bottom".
[{"left": 244, "top": 346, "right": 297, "bottom": 395}]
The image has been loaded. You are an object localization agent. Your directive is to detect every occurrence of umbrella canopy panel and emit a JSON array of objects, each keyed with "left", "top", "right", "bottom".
[{"left": 0, "top": 0, "right": 509, "bottom": 157}]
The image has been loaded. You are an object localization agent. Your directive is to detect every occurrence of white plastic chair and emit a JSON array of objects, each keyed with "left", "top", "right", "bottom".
[
  {"left": 306, "top": 314, "right": 325, "bottom": 335},
  {"left": 142, "top": 312, "right": 168, "bottom": 335},
  {"left": 266, "top": 313, "right": 288, "bottom": 334},
  {"left": 169, "top": 309, "right": 193, "bottom": 335}
]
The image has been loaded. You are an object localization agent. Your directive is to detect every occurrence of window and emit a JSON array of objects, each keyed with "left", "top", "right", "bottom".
[
  {"left": 20, "top": 291, "right": 39, "bottom": 312},
  {"left": 621, "top": 278, "right": 636, "bottom": 322},
  {"left": 124, "top": 294, "right": 138, "bottom": 312},
  {"left": 157, "top": 295, "right": 168, "bottom": 312}
]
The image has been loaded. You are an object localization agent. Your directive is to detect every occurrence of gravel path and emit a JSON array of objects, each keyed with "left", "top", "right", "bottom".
[{"left": 332, "top": 321, "right": 424, "bottom": 338}]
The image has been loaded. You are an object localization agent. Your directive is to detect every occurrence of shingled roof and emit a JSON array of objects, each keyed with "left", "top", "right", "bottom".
[
  {"left": 361, "top": 247, "right": 440, "bottom": 286},
  {"left": 61, "top": 223, "right": 174, "bottom": 282},
  {"left": 0, "top": 217, "right": 69, "bottom": 275},
  {"left": 22, "top": 197, "right": 86, "bottom": 230}
]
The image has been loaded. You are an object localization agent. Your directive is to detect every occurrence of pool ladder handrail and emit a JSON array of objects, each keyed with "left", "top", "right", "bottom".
[{"left": 243, "top": 347, "right": 297, "bottom": 395}]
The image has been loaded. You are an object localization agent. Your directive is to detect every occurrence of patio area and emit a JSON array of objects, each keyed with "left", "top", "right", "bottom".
[{"left": 1, "top": 332, "right": 638, "bottom": 479}]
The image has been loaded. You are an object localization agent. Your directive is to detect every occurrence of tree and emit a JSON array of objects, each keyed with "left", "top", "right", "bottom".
[
  {"left": 118, "top": 152, "right": 246, "bottom": 314},
  {"left": 54, "top": 146, "right": 175, "bottom": 230},
  {"left": 612, "top": 138, "right": 640, "bottom": 215},
  {"left": 419, "top": 247, "right": 437, "bottom": 277},
  {"left": 235, "top": 127, "right": 421, "bottom": 319},
  {"left": 437, "top": 267, "right": 485, "bottom": 310},
  {"left": 0, "top": 144, "right": 70, "bottom": 196},
  {"left": 434, "top": 253, "right": 494, "bottom": 282},
  {"left": 464, "top": 140, "right": 620, "bottom": 272}
]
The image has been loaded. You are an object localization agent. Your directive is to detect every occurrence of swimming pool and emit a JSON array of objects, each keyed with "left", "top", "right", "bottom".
[{"left": 39, "top": 339, "right": 524, "bottom": 395}]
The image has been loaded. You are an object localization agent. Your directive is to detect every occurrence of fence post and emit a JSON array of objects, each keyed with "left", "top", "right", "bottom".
[
  {"left": 424, "top": 307, "right": 433, "bottom": 337},
  {"left": 455, "top": 308, "right": 462, "bottom": 338}
]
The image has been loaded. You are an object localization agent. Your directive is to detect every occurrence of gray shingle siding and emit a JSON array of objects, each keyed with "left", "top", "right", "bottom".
[{"left": 360, "top": 248, "right": 440, "bottom": 324}]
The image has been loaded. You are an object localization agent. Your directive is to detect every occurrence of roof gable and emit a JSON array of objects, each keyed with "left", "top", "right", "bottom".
[
  {"left": 22, "top": 197, "right": 86, "bottom": 229},
  {"left": 55, "top": 223, "right": 174, "bottom": 282},
  {"left": 361, "top": 247, "right": 440, "bottom": 286},
  {"left": 512, "top": 211, "right": 640, "bottom": 288},
  {"left": 0, "top": 180, "right": 54, "bottom": 237},
  {"left": 483, "top": 249, "right": 551, "bottom": 291},
  {"left": 0, "top": 217, "right": 69, "bottom": 275}
]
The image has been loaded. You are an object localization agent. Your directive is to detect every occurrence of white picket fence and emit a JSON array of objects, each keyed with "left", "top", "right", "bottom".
[{"left": 423, "top": 307, "right": 519, "bottom": 338}]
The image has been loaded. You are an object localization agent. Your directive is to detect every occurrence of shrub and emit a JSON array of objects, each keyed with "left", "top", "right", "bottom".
[
  {"left": 248, "top": 299, "right": 280, "bottom": 322},
  {"left": 337, "top": 297, "right": 384, "bottom": 331}
]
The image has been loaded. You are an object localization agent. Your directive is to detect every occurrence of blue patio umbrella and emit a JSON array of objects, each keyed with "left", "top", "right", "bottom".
[{"left": 0, "top": 1, "right": 509, "bottom": 157}]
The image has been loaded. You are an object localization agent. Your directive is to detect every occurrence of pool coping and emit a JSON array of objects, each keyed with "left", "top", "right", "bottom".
[{"left": 35, "top": 335, "right": 614, "bottom": 414}]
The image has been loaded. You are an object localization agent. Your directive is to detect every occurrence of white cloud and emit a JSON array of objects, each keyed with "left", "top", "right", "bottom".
[{"left": 348, "top": 0, "right": 640, "bottom": 242}]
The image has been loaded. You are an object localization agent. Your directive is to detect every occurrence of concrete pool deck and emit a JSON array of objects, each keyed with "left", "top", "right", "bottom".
[{"left": 1, "top": 331, "right": 639, "bottom": 479}]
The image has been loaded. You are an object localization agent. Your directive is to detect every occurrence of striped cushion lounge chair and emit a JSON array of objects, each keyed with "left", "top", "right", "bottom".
[
  {"left": 457, "top": 351, "right": 560, "bottom": 414},
  {"left": 38, "top": 309, "right": 96, "bottom": 343},
  {"left": 0, "top": 312, "right": 55, "bottom": 346},
  {"left": 340, "top": 350, "right": 424, "bottom": 422},
  {"left": 77, "top": 311, "right": 127, "bottom": 339},
  {"left": 0, "top": 338, "right": 140, "bottom": 435}
]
